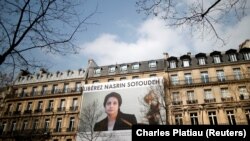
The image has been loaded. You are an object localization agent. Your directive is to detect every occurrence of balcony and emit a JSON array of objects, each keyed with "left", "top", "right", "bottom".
[
  {"left": 3, "top": 112, "right": 12, "bottom": 116},
  {"left": 221, "top": 97, "right": 233, "bottom": 102},
  {"left": 186, "top": 99, "right": 198, "bottom": 104},
  {"left": 169, "top": 73, "right": 250, "bottom": 87},
  {"left": 13, "top": 111, "right": 21, "bottom": 116},
  {"left": 5, "top": 87, "right": 81, "bottom": 100},
  {"left": 53, "top": 128, "right": 61, "bottom": 132},
  {"left": 45, "top": 108, "right": 53, "bottom": 112},
  {"left": 204, "top": 98, "right": 216, "bottom": 103},
  {"left": 66, "top": 128, "right": 75, "bottom": 132},
  {"left": 239, "top": 95, "right": 250, "bottom": 100},
  {"left": 172, "top": 101, "right": 183, "bottom": 105},
  {"left": 23, "top": 110, "right": 32, "bottom": 114},
  {"left": 57, "top": 107, "right": 65, "bottom": 112},
  {"left": 34, "top": 109, "right": 42, "bottom": 113},
  {"left": 69, "top": 106, "right": 78, "bottom": 111},
  {"left": 0, "top": 129, "right": 51, "bottom": 138}
]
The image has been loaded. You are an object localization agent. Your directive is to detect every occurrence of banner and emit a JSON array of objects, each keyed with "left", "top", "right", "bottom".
[{"left": 77, "top": 77, "right": 165, "bottom": 141}]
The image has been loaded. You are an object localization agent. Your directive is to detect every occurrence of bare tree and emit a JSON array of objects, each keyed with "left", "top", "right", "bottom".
[
  {"left": 136, "top": 0, "right": 248, "bottom": 45},
  {"left": 0, "top": 0, "right": 97, "bottom": 77},
  {"left": 78, "top": 100, "right": 102, "bottom": 141},
  {"left": 0, "top": 72, "right": 13, "bottom": 88},
  {"left": 140, "top": 77, "right": 171, "bottom": 125}
]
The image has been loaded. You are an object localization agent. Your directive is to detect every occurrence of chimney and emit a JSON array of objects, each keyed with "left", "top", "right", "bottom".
[
  {"left": 163, "top": 52, "right": 169, "bottom": 60},
  {"left": 187, "top": 52, "right": 191, "bottom": 57}
]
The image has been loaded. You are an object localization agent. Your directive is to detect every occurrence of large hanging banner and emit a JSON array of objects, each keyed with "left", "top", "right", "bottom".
[{"left": 77, "top": 77, "right": 165, "bottom": 141}]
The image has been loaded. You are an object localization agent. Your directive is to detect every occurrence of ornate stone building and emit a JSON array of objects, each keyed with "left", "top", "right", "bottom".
[
  {"left": 0, "top": 40, "right": 250, "bottom": 141},
  {"left": 0, "top": 68, "right": 86, "bottom": 141}
]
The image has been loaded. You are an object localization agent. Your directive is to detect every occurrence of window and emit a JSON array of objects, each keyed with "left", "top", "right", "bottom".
[
  {"left": 120, "top": 65, "right": 128, "bottom": 72},
  {"left": 169, "top": 60, "right": 177, "bottom": 68},
  {"left": 108, "top": 79, "right": 114, "bottom": 82},
  {"left": 109, "top": 66, "right": 116, "bottom": 73},
  {"left": 149, "top": 61, "right": 157, "bottom": 68},
  {"left": 216, "top": 70, "right": 226, "bottom": 82},
  {"left": 171, "top": 75, "right": 179, "bottom": 85},
  {"left": 229, "top": 54, "right": 237, "bottom": 62},
  {"left": 132, "top": 76, "right": 139, "bottom": 79},
  {"left": 56, "top": 118, "right": 62, "bottom": 132},
  {"left": 32, "top": 87, "right": 37, "bottom": 96},
  {"left": 52, "top": 85, "right": 58, "bottom": 94},
  {"left": 172, "top": 92, "right": 180, "bottom": 102},
  {"left": 63, "top": 83, "right": 69, "bottom": 93},
  {"left": 60, "top": 99, "right": 65, "bottom": 108},
  {"left": 201, "top": 71, "right": 209, "bottom": 83},
  {"left": 213, "top": 55, "right": 221, "bottom": 63},
  {"left": 44, "top": 119, "right": 50, "bottom": 131},
  {"left": 221, "top": 88, "right": 230, "bottom": 98},
  {"left": 48, "top": 100, "right": 54, "bottom": 111},
  {"left": 68, "top": 117, "right": 75, "bottom": 131},
  {"left": 204, "top": 89, "right": 213, "bottom": 100},
  {"left": 32, "top": 119, "right": 39, "bottom": 130},
  {"left": 190, "top": 113, "right": 199, "bottom": 125},
  {"left": 21, "top": 88, "right": 27, "bottom": 97},
  {"left": 239, "top": 86, "right": 249, "bottom": 100},
  {"left": 37, "top": 101, "right": 43, "bottom": 111},
  {"left": 184, "top": 73, "right": 192, "bottom": 84},
  {"left": 183, "top": 59, "right": 190, "bottom": 67},
  {"left": 198, "top": 57, "right": 206, "bottom": 65},
  {"left": 22, "top": 120, "right": 28, "bottom": 131},
  {"left": 245, "top": 109, "right": 250, "bottom": 125},
  {"left": 187, "top": 91, "right": 195, "bottom": 101},
  {"left": 175, "top": 114, "right": 183, "bottom": 125},
  {"left": 149, "top": 74, "right": 157, "bottom": 78},
  {"left": 5, "top": 104, "right": 12, "bottom": 115},
  {"left": 94, "top": 68, "right": 101, "bottom": 74},
  {"left": 120, "top": 77, "right": 126, "bottom": 81},
  {"left": 132, "top": 63, "right": 140, "bottom": 70},
  {"left": 93, "top": 80, "right": 99, "bottom": 84},
  {"left": 26, "top": 102, "right": 32, "bottom": 110},
  {"left": 11, "top": 121, "right": 16, "bottom": 132},
  {"left": 41, "top": 85, "right": 48, "bottom": 95},
  {"left": 76, "top": 82, "right": 81, "bottom": 92},
  {"left": 233, "top": 68, "right": 242, "bottom": 80},
  {"left": 226, "top": 110, "right": 236, "bottom": 125},
  {"left": 243, "top": 52, "right": 250, "bottom": 60},
  {"left": 208, "top": 111, "right": 218, "bottom": 125},
  {"left": 72, "top": 98, "right": 78, "bottom": 110},
  {"left": 2, "top": 122, "right": 7, "bottom": 132},
  {"left": 16, "top": 103, "right": 22, "bottom": 112}
]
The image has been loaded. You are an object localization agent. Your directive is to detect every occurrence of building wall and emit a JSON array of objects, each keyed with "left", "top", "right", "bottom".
[
  {"left": 0, "top": 69, "right": 86, "bottom": 141},
  {"left": 1, "top": 42, "right": 250, "bottom": 141}
]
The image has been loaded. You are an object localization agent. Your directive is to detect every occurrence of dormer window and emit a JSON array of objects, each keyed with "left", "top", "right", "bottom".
[
  {"left": 169, "top": 60, "right": 177, "bottom": 68},
  {"left": 109, "top": 66, "right": 116, "bottom": 73},
  {"left": 239, "top": 48, "right": 250, "bottom": 60},
  {"left": 183, "top": 59, "right": 190, "bottom": 67},
  {"left": 243, "top": 52, "right": 250, "bottom": 60},
  {"left": 132, "top": 63, "right": 140, "bottom": 70},
  {"left": 229, "top": 54, "right": 237, "bottom": 62},
  {"left": 213, "top": 55, "right": 221, "bottom": 64},
  {"left": 120, "top": 65, "right": 128, "bottom": 72},
  {"left": 168, "top": 56, "right": 178, "bottom": 69},
  {"left": 94, "top": 68, "right": 101, "bottom": 74},
  {"left": 198, "top": 57, "right": 206, "bottom": 65},
  {"left": 149, "top": 61, "right": 157, "bottom": 68},
  {"left": 180, "top": 55, "right": 191, "bottom": 67}
]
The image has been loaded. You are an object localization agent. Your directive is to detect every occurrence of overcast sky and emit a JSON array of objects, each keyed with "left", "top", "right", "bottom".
[{"left": 44, "top": 0, "right": 250, "bottom": 72}]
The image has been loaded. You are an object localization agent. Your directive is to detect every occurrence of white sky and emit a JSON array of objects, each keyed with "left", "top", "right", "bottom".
[{"left": 46, "top": 0, "right": 250, "bottom": 71}]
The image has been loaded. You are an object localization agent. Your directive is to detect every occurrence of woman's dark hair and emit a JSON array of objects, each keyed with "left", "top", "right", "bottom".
[{"left": 103, "top": 92, "right": 122, "bottom": 107}]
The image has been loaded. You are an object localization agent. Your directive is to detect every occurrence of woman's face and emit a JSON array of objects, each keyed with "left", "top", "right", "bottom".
[{"left": 105, "top": 97, "right": 119, "bottom": 116}]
